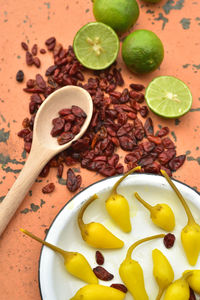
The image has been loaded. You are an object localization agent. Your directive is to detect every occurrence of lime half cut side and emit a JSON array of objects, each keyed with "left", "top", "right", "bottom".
[
  {"left": 73, "top": 22, "right": 119, "bottom": 70},
  {"left": 145, "top": 76, "right": 193, "bottom": 118}
]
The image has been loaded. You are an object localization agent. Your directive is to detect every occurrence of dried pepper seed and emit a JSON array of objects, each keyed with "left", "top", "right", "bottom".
[{"left": 16, "top": 70, "right": 24, "bottom": 82}]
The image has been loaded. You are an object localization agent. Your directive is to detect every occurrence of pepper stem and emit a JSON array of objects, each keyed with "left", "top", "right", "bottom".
[
  {"left": 77, "top": 194, "right": 98, "bottom": 231},
  {"left": 156, "top": 287, "right": 164, "bottom": 300},
  {"left": 181, "top": 271, "right": 193, "bottom": 281},
  {"left": 20, "top": 228, "right": 67, "bottom": 258},
  {"left": 126, "top": 234, "right": 165, "bottom": 260},
  {"left": 111, "top": 166, "right": 141, "bottom": 194},
  {"left": 134, "top": 192, "right": 153, "bottom": 211},
  {"left": 160, "top": 170, "right": 195, "bottom": 224}
]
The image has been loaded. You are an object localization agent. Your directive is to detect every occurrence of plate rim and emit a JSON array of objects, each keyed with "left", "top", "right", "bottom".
[{"left": 38, "top": 173, "right": 199, "bottom": 300}]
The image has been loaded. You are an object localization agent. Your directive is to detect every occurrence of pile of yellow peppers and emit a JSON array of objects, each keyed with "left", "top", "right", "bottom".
[{"left": 21, "top": 166, "right": 200, "bottom": 300}]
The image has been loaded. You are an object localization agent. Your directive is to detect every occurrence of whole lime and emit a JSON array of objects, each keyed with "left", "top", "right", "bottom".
[
  {"left": 122, "top": 29, "right": 164, "bottom": 74},
  {"left": 93, "top": 0, "right": 139, "bottom": 35}
]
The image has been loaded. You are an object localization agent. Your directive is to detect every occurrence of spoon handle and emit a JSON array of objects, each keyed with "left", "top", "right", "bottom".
[{"left": 0, "top": 148, "right": 52, "bottom": 236}]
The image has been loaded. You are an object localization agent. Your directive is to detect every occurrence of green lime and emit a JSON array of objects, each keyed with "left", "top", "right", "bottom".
[
  {"left": 145, "top": 76, "right": 193, "bottom": 118},
  {"left": 73, "top": 22, "right": 119, "bottom": 70},
  {"left": 93, "top": 0, "right": 139, "bottom": 34},
  {"left": 122, "top": 29, "right": 164, "bottom": 74}
]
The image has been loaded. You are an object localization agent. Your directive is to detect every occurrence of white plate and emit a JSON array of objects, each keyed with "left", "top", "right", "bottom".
[{"left": 39, "top": 174, "right": 200, "bottom": 300}]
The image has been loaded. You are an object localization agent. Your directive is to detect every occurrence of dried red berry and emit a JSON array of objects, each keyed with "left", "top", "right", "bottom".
[
  {"left": 36, "top": 74, "right": 46, "bottom": 89},
  {"left": 39, "top": 164, "right": 50, "bottom": 177},
  {"left": 129, "top": 83, "right": 144, "bottom": 91},
  {"left": 18, "top": 128, "right": 30, "bottom": 138},
  {"left": 33, "top": 57, "right": 41, "bottom": 68},
  {"left": 42, "top": 182, "right": 55, "bottom": 194},
  {"left": 168, "top": 155, "right": 186, "bottom": 171},
  {"left": 21, "top": 42, "right": 28, "bottom": 51},
  {"left": 40, "top": 48, "right": 46, "bottom": 54},
  {"left": 57, "top": 132, "right": 74, "bottom": 145},
  {"left": 26, "top": 51, "right": 34, "bottom": 65},
  {"left": 164, "top": 233, "right": 176, "bottom": 248},
  {"left": 95, "top": 251, "right": 104, "bottom": 265},
  {"left": 57, "top": 163, "right": 64, "bottom": 178},
  {"left": 111, "top": 284, "right": 128, "bottom": 293},
  {"left": 31, "top": 44, "right": 38, "bottom": 56},
  {"left": 45, "top": 37, "right": 56, "bottom": 46},
  {"left": 16, "top": 70, "right": 24, "bottom": 82},
  {"left": 66, "top": 168, "right": 81, "bottom": 192},
  {"left": 93, "top": 266, "right": 114, "bottom": 281},
  {"left": 157, "top": 127, "right": 170, "bottom": 137},
  {"left": 189, "top": 288, "right": 196, "bottom": 300}
]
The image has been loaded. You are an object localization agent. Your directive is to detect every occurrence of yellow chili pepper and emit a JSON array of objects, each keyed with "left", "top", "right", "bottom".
[
  {"left": 163, "top": 272, "right": 192, "bottom": 300},
  {"left": 152, "top": 249, "right": 174, "bottom": 300},
  {"left": 161, "top": 169, "right": 200, "bottom": 266},
  {"left": 119, "top": 233, "right": 165, "bottom": 300},
  {"left": 78, "top": 194, "right": 124, "bottom": 249},
  {"left": 70, "top": 284, "right": 126, "bottom": 300},
  {"left": 134, "top": 192, "right": 175, "bottom": 231},
  {"left": 105, "top": 166, "right": 141, "bottom": 233},
  {"left": 20, "top": 228, "right": 98, "bottom": 284},
  {"left": 183, "top": 269, "right": 200, "bottom": 294}
]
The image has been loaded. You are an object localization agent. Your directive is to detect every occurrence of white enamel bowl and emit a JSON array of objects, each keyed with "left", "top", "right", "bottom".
[{"left": 39, "top": 174, "right": 200, "bottom": 300}]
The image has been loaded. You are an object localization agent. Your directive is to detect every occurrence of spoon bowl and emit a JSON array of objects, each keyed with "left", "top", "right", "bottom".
[
  {"left": 34, "top": 86, "right": 93, "bottom": 152},
  {"left": 0, "top": 86, "right": 93, "bottom": 236}
]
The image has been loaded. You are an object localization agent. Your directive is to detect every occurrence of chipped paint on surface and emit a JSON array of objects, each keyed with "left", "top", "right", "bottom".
[
  {"left": 180, "top": 18, "right": 191, "bottom": 29},
  {"left": 58, "top": 177, "right": 67, "bottom": 185},
  {"left": 171, "top": 131, "right": 177, "bottom": 142},
  {"left": 174, "top": 119, "right": 181, "bottom": 125},
  {"left": 0, "top": 195, "right": 5, "bottom": 203},
  {"left": 187, "top": 156, "right": 200, "bottom": 165},
  {"left": 182, "top": 64, "right": 190, "bottom": 68},
  {"left": 154, "top": 13, "right": 169, "bottom": 30},
  {"left": 190, "top": 107, "right": 200, "bottom": 112},
  {"left": 163, "top": 0, "right": 185, "bottom": 15},
  {"left": 0, "top": 129, "right": 10, "bottom": 143}
]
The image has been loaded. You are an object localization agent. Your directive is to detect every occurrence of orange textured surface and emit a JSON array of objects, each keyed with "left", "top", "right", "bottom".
[{"left": 0, "top": 0, "right": 199, "bottom": 299}]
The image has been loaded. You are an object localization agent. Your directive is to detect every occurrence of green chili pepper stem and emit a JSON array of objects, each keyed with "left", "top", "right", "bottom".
[
  {"left": 111, "top": 166, "right": 141, "bottom": 194},
  {"left": 77, "top": 194, "right": 98, "bottom": 230},
  {"left": 126, "top": 234, "right": 165, "bottom": 260},
  {"left": 20, "top": 228, "right": 67, "bottom": 257},
  {"left": 156, "top": 288, "right": 164, "bottom": 300},
  {"left": 160, "top": 170, "right": 195, "bottom": 224},
  {"left": 134, "top": 192, "right": 153, "bottom": 211}
]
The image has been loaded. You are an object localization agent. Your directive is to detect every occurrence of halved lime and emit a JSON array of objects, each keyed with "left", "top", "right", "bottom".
[
  {"left": 145, "top": 76, "right": 193, "bottom": 118},
  {"left": 73, "top": 22, "right": 119, "bottom": 70}
]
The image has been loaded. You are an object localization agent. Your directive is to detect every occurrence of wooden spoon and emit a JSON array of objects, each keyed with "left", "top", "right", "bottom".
[{"left": 0, "top": 86, "right": 93, "bottom": 236}]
